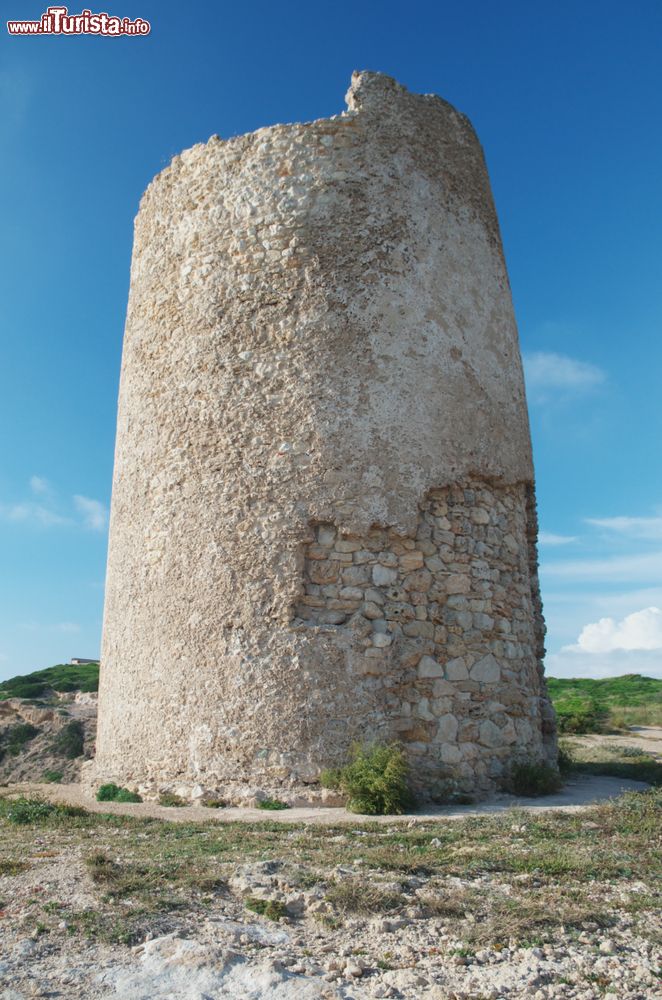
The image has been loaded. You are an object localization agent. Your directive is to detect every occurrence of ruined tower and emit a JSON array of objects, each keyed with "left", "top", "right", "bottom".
[{"left": 94, "top": 72, "right": 557, "bottom": 803}]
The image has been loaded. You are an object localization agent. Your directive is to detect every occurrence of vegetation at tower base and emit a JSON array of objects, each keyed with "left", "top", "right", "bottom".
[
  {"left": 321, "top": 742, "right": 413, "bottom": 814},
  {"left": 97, "top": 783, "right": 143, "bottom": 803}
]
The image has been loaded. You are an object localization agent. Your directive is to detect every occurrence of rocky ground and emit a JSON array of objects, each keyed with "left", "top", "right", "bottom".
[
  {"left": 0, "top": 714, "right": 660, "bottom": 999},
  {"left": 0, "top": 784, "right": 660, "bottom": 999}
]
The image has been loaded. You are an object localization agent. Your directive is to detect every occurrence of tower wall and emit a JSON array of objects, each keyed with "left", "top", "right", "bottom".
[{"left": 94, "top": 72, "right": 556, "bottom": 802}]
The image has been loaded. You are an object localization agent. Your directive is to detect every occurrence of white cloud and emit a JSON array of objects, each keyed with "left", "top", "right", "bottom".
[
  {"left": 539, "top": 531, "right": 577, "bottom": 546},
  {"left": 586, "top": 516, "right": 662, "bottom": 540},
  {"left": 546, "top": 648, "right": 662, "bottom": 680},
  {"left": 1, "top": 502, "right": 71, "bottom": 527},
  {"left": 564, "top": 607, "right": 662, "bottom": 654},
  {"left": 1, "top": 484, "right": 109, "bottom": 531},
  {"left": 523, "top": 351, "right": 606, "bottom": 402},
  {"left": 542, "top": 550, "right": 662, "bottom": 584},
  {"left": 29, "top": 475, "right": 50, "bottom": 496},
  {"left": 73, "top": 495, "right": 108, "bottom": 532}
]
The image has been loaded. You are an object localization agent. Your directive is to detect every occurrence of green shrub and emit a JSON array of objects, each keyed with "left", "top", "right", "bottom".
[
  {"left": 54, "top": 720, "right": 85, "bottom": 759},
  {"left": 201, "top": 798, "right": 227, "bottom": 808},
  {"left": 115, "top": 788, "right": 143, "bottom": 803},
  {"left": 96, "top": 783, "right": 142, "bottom": 803},
  {"left": 43, "top": 770, "right": 64, "bottom": 783},
  {"left": 321, "top": 742, "right": 412, "bottom": 815},
  {"left": 158, "top": 792, "right": 186, "bottom": 807},
  {"left": 508, "top": 761, "right": 562, "bottom": 797},
  {"left": 256, "top": 798, "right": 290, "bottom": 811}
]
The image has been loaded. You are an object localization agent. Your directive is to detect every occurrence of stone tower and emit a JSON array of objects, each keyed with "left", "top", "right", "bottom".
[{"left": 94, "top": 71, "right": 557, "bottom": 804}]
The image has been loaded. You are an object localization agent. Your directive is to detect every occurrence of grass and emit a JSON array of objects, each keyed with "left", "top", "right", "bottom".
[
  {"left": 325, "top": 879, "right": 404, "bottom": 915},
  {"left": 43, "top": 770, "right": 64, "bottom": 783},
  {"left": 548, "top": 674, "right": 662, "bottom": 733},
  {"left": 321, "top": 742, "right": 412, "bottom": 814},
  {"left": 256, "top": 798, "right": 290, "bottom": 811},
  {"left": 0, "top": 662, "right": 99, "bottom": 701},
  {"left": 0, "top": 787, "right": 659, "bottom": 951}
]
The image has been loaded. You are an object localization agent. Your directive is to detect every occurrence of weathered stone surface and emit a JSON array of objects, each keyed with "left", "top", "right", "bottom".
[
  {"left": 445, "top": 657, "right": 469, "bottom": 681},
  {"left": 94, "top": 71, "right": 557, "bottom": 803},
  {"left": 470, "top": 654, "right": 501, "bottom": 684},
  {"left": 479, "top": 720, "right": 504, "bottom": 748},
  {"left": 418, "top": 656, "right": 444, "bottom": 679},
  {"left": 436, "top": 714, "right": 459, "bottom": 743}
]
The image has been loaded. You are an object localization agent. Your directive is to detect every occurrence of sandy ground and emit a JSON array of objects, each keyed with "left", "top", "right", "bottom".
[
  {"left": 574, "top": 724, "right": 662, "bottom": 759},
  {"left": 3, "top": 772, "right": 650, "bottom": 825}
]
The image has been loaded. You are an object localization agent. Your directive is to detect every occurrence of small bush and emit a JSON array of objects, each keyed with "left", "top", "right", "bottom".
[
  {"left": 43, "top": 770, "right": 64, "bottom": 783},
  {"left": 0, "top": 796, "right": 88, "bottom": 825},
  {"left": 54, "top": 720, "right": 85, "bottom": 759},
  {"left": 0, "top": 796, "right": 55, "bottom": 824},
  {"left": 256, "top": 798, "right": 290, "bottom": 811},
  {"left": 115, "top": 788, "right": 143, "bottom": 803},
  {"left": 244, "top": 896, "right": 287, "bottom": 921},
  {"left": 508, "top": 761, "right": 562, "bottom": 797},
  {"left": 321, "top": 742, "right": 412, "bottom": 815},
  {"left": 158, "top": 792, "right": 186, "bottom": 807},
  {"left": 96, "top": 783, "right": 142, "bottom": 803},
  {"left": 201, "top": 798, "right": 227, "bottom": 808}
]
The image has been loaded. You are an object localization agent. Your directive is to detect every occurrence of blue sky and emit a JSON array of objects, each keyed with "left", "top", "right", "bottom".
[{"left": 1, "top": 0, "right": 660, "bottom": 681}]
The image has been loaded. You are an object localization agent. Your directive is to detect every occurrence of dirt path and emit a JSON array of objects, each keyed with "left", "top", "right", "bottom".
[{"left": 4, "top": 772, "right": 650, "bottom": 825}]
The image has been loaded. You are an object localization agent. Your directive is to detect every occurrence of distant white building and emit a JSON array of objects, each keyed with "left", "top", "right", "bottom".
[{"left": 70, "top": 658, "right": 99, "bottom": 666}]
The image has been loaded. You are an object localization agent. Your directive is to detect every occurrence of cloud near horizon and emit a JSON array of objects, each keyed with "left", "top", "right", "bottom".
[
  {"left": 73, "top": 495, "right": 108, "bottom": 532},
  {"left": 539, "top": 531, "right": 577, "bottom": 546},
  {"left": 0, "top": 478, "right": 108, "bottom": 532},
  {"left": 586, "top": 515, "right": 662, "bottom": 539},
  {"left": 523, "top": 351, "right": 606, "bottom": 403},
  {"left": 563, "top": 606, "right": 662, "bottom": 655}
]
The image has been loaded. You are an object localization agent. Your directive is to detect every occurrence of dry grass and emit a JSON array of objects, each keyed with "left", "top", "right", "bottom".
[{"left": 325, "top": 879, "right": 405, "bottom": 915}]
